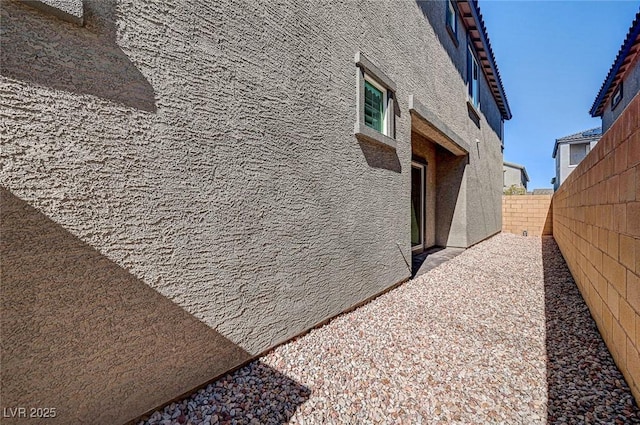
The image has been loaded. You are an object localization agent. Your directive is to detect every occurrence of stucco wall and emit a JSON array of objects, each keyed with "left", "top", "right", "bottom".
[
  {"left": 553, "top": 93, "right": 640, "bottom": 403},
  {"left": 464, "top": 76, "right": 504, "bottom": 246},
  {"left": 556, "top": 139, "right": 600, "bottom": 189},
  {"left": 413, "top": 1, "right": 504, "bottom": 248},
  {"left": 1, "top": 0, "right": 505, "bottom": 423},
  {"left": 603, "top": 59, "right": 640, "bottom": 132},
  {"left": 503, "top": 165, "right": 526, "bottom": 189},
  {"left": 558, "top": 143, "right": 572, "bottom": 186}
]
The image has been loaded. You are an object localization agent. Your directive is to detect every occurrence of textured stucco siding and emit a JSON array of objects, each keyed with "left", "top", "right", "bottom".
[
  {"left": 555, "top": 153, "right": 561, "bottom": 190},
  {"left": 602, "top": 60, "right": 640, "bottom": 132},
  {"left": 556, "top": 140, "right": 599, "bottom": 188},
  {"left": 465, "top": 61, "right": 504, "bottom": 246},
  {"left": 1, "top": 0, "right": 505, "bottom": 423},
  {"left": 413, "top": 1, "right": 504, "bottom": 248},
  {"left": 503, "top": 165, "right": 525, "bottom": 189},
  {"left": 558, "top": 144, "right": 572, "bottom": 186}
]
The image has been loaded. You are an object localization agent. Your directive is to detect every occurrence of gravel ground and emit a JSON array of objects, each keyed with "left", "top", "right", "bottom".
[{"left": 139, "top": 234, "right": 639, "bottom": 424}]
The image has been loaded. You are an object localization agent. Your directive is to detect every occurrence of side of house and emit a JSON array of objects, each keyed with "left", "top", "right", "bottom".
[
  {"left": 552, "top": 127, "right": 602, "bottom": 191},
  {"left": 503, "top": 161, "right": 529, "bottom": 190},
  {"left": 1, "top": 0, "right": 510, "bottom": 423},
  {"left": 591, "top": 12, "right": 640, "bottom": 132}
]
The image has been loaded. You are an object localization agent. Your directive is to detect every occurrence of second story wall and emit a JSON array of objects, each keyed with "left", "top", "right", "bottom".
[
  {"left": 602, "top": 59, "right": 640, "bottom": 132},
  {"left": 415, "top": 1, "right": 507, "bottom": 246},
  {"left": 556, "top": 139, "right": 600, "bottom": 187},
  {"left": 412, "top": 1, "right": 505, "bottom": 146},
  {"left": 504, "top": 165, "right": 527, "bottom": 189}
]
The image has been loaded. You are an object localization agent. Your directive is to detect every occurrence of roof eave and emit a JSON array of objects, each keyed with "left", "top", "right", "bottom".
[
  {"left": 458, "top": 0, "right": 512, "bottom": 120},
  {"left": 590, "top": 10, "right": 640, "bottom": 117},
  {"left": 504, "top": 161, "right": 529, "bottom": 181}
]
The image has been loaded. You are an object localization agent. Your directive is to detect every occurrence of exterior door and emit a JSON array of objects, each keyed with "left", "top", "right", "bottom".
[{"left": 411, "top": 161, "right": 426, "bottom": 252}]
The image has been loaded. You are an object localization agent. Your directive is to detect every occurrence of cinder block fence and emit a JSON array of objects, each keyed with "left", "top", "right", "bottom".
[
  {"left": 502, "top": 195, "right": 553, "bottom": 236},
  {"left": 501, "top": 95, "right": 639, "bottom": 403},
  {"left": 553, "top": 93, "right": 640, "bottom": 402}
]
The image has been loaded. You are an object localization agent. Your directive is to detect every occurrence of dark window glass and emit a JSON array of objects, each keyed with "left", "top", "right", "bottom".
[
  {"left": 611, "top": 83, "right": 623, "bottom": 110},
  {"left": 446, "top": 0, "right": 457, "bottom": 36},
  {"left": 411, "top": 165, "right": 424, "bottom": 247},
  {"left": 364, "top": 81, "right": 384, "bottom": 132},
  {"left": 468, "top": 47, "right": 479, "bottom": 108}
]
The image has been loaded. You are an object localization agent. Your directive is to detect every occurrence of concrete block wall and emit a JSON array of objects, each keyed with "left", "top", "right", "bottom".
[
  {"left": 553, "top": 93, "right": 640, "bottom": 402},
  {"left": 502, "top": 195, "right": 553, "bottom": 236}
]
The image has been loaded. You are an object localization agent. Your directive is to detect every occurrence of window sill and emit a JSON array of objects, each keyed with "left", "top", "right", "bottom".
[
  {"left": 446, "top": 25, "right": 459, "bottom": 47},
  {"left": 354, "top": 122, "right": 397, "bottom": 150}
]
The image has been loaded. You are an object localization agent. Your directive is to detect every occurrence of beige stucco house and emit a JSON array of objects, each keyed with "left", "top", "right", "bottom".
[
  {"left": 1, "top": 0, "right": 511, "bottom": 423},
  {"left": 503, "top": 161, "right": 529, "bottom": 191},
  {"left": 551, "top": 127, "right": 602, "bottom": 191}
]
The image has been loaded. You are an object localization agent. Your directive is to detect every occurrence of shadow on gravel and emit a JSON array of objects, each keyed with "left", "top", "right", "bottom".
[
  {"left": 542, "top": 236, "right": 640, "bottom": 424},
  {"left": 139, "top": 361, "right": 311, "bottom": 425}
]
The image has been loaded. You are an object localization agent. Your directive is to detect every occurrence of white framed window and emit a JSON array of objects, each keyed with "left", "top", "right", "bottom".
[
  {"left": 467, "top": 45, "right": 480, "bottom": 109},
  {"left": 354, "top": 52, "right": 397, "bottom": 149},
  {"left": 569, "top": 143, "right": 590, "bottom": 166}
]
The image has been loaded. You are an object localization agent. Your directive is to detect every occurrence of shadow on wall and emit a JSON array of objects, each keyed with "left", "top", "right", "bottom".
[
  {"left": 0, "top": 188, "right": 309, "bottom": 425},
  {"left": 0, "top": 0, "right": 156, "bottom": 112},
  {"left": 543, "top": 205, "right": 553, "bottom": 236},
  {"left": 435, "top": 146, "right": 467, "bottom": 247},
  {"left": 541, "top": 237, "right": 639, "bottom": 422},
  {"left": 357, "top": 139, "right": 402, "bottom": 173}
]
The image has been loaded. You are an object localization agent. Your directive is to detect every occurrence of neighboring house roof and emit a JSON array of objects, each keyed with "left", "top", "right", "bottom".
[
  {"left": 590, "top": 10, "right": 640, "bottom": 117},
  {"left": 503, "top": 161, "right": 529, "bottom": 182},
  {"left": 458, "top": 0, "right": 512, "bottom": 120},
  {"left": 552, "top": 127, "right": 602, "bottom": 158}
]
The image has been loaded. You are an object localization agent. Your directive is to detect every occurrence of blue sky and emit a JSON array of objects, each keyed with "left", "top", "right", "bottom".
[{"left": 479, "top": 0, "right": 639, "bottom": 189}]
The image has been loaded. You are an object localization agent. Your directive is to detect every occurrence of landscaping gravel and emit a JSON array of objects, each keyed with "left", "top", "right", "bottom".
[{"left": 139, "top": 233, "right": 639, "bottom": 424}]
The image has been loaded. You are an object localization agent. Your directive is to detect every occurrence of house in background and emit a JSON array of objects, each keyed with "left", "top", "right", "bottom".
[
  {"left": 503, "top": 161, "right": 529, "bottom": 191},
  {"left": 551, "top": 127, "right": 602, "bottom": 190},
  {"left": 553, "top": 11, "right": 638, "bottom": 192},
  {"left": 2, "top": 0, "right": 510, "bottom": 423},
  {"left": 590, "top": 11, "right": 640, "bottom": 131}
]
